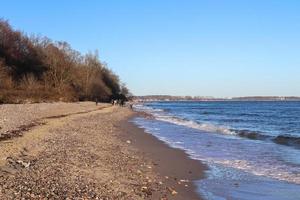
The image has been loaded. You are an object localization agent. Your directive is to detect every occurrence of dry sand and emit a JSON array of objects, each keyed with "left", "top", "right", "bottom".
[{"left": 0, "top": 102, "right": 205, "bottom": 199}]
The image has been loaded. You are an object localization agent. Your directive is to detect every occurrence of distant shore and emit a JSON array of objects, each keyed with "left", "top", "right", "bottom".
[
  {"left": 0, "top": 102, "right": 205, "bottom": 199},
  {"left": 134, "top": 95, "right": 300, "bottom": 102}
]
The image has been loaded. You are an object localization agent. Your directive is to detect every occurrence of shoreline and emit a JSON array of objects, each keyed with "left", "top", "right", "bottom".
[
  {"left": 0, "top": 103, "right": 207, "bottom": 199},
  {"left": 119, "top": 112, "right": 207, "bottom": 200}
]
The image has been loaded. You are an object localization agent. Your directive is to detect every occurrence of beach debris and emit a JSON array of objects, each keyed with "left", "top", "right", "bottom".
[
  {"left": 185, "top": 184, "right": 189, "bottom": 187},
  {"left": 165, "top": 176, "right": 169, "bottom": 179},
  {"left": 167, "top": 187, "right": 178, "bottom": 195},
  {"left": 18, "top": 160, "right": 31, "bottom": 168},
  {"left": 6, "top": 157, "right": 31, "bottom": 168},
  {"left": 159, "top": 181, "right": 163, "bottom": 185},
  {"left": 126, "top": 140, "right": 131, "bottom": 144}
]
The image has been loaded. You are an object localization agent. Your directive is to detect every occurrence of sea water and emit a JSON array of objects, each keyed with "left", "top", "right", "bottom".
[{"left": 133, "top": 101, "right": 300, "bottom": 200}]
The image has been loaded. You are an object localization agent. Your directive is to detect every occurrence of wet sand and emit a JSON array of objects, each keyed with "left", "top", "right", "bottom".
[{"left": 119, "top": 114, "right": 207, "bottom": 200}]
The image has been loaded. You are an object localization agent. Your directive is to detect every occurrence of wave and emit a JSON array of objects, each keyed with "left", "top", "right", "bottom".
[
  {"left": 135, "top": 104, "right": 300, "bottom": 149},
  {"left": 156, "top": 115, "right": 235, "bottom": 135},
  {"left": 233, "top": 129, "right": 272, "bottom": 140},
  {"left": 133, "top": 104, "right": 164, "bottom": 112},
  {"left": 272, "top": 135, "right": 300, "bottom": 148},
  {"left": 233, "top": 130, "right": 300, "bottom": 149}
]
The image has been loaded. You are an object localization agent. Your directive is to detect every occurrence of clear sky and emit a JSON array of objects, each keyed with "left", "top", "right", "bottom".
[{"left": 2, "top": 0, "right": 300, "bottom": 97}]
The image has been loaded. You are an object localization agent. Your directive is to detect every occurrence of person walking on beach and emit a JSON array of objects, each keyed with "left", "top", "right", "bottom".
[{"left": 120, "top": 99, "right": 125, "bottom": 107}]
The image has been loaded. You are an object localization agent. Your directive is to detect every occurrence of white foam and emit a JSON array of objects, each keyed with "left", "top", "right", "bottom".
[
  {"left": 212, "top": 159, "right": 300, "bottom": 184},
  {"left": 156, "top": 116, "right": 235, "bottom": 135},
  {"left": 135, "top": 104, "right": 235, "bottom": 135}
]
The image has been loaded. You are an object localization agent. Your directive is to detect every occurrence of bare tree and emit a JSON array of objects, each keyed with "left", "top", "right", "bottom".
[{"left": 0, "top": 19, "right": 130, "bottom": 103}]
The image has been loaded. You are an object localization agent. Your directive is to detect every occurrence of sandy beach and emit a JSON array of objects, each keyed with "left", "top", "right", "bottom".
[{"left": 0, "top": 102, "right": 205, "bottom": 199}]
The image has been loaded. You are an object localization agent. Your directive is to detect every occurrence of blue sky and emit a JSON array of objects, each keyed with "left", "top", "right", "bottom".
[{"left": 2, "top": 0, "right": 300, "bottom": 97}]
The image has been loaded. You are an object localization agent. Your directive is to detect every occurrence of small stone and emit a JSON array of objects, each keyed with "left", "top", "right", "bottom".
[
  {"left": 141, "top": 186, "right": 152, "bottom": 195},
  {"left": 180, "top": 179, "right": 189, "bottom": 183},
  {"left": 167, "top": 187, "right": 178, "bottom": 195},
  {"left": 141, "top": 186, "right": 147, "bottom": 190}
]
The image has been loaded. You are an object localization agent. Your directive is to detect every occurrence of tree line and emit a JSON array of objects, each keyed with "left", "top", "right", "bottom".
[{"left": 0, "top": 19, "right": 130, "bottom": 103}]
